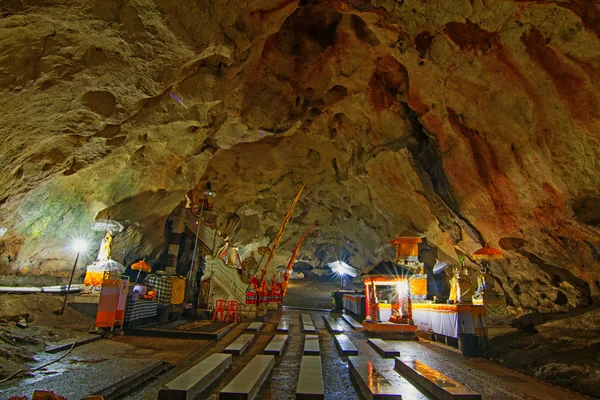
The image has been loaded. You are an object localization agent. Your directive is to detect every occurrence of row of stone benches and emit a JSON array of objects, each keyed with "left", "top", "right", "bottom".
[
  {"left": 301, "top": 334, "right": 481, "bottom": 400},
  {"left": 304, "top": 313, "right": 363, "bottom": 333},
  {"left": 350, "top": 356, "right": 482, "bottom": 400},
  {"left": 158, "top": 333, "right": 323, "bottom": 400},
  {"left": 251, "top": 312, "right": 364, "bottom": 335},
  {"left": 222, "top": 333, "right": 288, "bottom": 356},
  {"left": 221, "top": 331, "right": 396, "bottom": 359},
  {"left": 333, "top": 335, "right": 397, "bottom": 358},
  {"left": 159, "top": 348, "right": 481, "bottom": 400},
  {"left": 159, "top": 315, "right": 480, "bottom": 400}
]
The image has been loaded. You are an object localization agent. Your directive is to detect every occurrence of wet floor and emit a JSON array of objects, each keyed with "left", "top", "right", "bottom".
[
  {"left": 124, "top": 307, "right": 591, "bottom": 400},
  {"left": 0, "top": 283, "right": 593, "bottom": 400},
  {"left": 0, "top": 334, "right": 212, "bottom": 399}
]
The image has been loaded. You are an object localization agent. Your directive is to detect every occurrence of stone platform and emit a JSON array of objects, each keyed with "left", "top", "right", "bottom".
[{"left": 362, "top": 321, "right": 418, "bottom": 340}]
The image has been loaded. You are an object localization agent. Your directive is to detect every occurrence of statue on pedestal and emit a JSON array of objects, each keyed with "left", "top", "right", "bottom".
[
  {"left": 470, "top": 245, "right": 509, "bottom": 321},
  {"left": 82, "top": 220, "right": 125, "bottom": 291}
]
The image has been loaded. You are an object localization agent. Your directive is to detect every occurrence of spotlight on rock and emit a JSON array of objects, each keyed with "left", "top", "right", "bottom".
[{"left": 328, "top": 260, "right": 357, "bottom": 277}]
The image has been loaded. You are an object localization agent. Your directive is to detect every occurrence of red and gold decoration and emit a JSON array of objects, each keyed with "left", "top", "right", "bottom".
[
  {"left": 258, "top": 181, "right": 308, "bottom": 288},
  {"left": 282, "top": 223, "right": 317, "bottom": 296}
]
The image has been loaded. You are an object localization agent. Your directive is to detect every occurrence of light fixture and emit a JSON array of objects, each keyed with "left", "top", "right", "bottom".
[
  {"left": 397, "top": 280, "right": 409, "bottom": 296},
  {"left": 73, "top": 239, "right": 88, "bottom": 253},
  {"left": 328, "top": 260, "right": 357, "bottom": 277}
]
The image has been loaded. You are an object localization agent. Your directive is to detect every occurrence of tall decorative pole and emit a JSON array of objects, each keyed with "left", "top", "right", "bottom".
[
  {"left": 259, "top": 181, "right": 308, "bottom": 288},
  {"left": 59, "top": 240, "right": 88, "bottom": 315}
]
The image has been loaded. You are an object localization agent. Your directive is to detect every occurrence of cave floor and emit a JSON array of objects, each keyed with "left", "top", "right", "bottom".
[
  {"left": 122, "top": 307, "right": 589, "bottom": 400},
  {"left": 0, "top": 280, "right": 593, "bottom": 400}
]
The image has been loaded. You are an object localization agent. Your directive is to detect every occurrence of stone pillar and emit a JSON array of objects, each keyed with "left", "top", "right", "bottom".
[
  {"left": 166, "top": 208, "right": 186, "bottom": 276},
  {"left": 364, "top": 282, "right": 370, "bottom": 321},
  {"left": 370, "top": 280, "right": 377, "bottom": 323}
]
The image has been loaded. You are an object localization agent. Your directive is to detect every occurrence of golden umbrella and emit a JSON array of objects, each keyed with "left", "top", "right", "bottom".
[
  {"left": 472, "top": 246, "right": 504, "bottom": 260},
  {"left": 131, "top": 260, "right": 152, "bottom": 283}
]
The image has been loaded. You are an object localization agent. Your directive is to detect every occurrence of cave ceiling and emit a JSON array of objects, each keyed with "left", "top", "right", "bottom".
[{"left": 0, "top": 0, "right": 599, "bottom": 313}]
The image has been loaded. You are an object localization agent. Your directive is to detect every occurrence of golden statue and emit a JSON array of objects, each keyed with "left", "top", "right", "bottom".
[
  {"left": 97, "top": 230, "right": 113, "bottom": 261},
  {"left": 449, "top": 268, "right": 459, "bottom": 303}
]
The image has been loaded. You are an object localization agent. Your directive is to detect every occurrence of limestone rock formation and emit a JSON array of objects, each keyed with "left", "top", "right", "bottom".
[{"left": 0, "top": 0, "right": 599, "bottom": 313}]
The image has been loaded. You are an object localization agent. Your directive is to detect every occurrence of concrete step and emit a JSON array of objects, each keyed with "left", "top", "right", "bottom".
[
  {"left": 45, "top": 334, "right": 103, "bottom": 353},
  {"left": 368, "top": 338, "right": 400, "bottom": 358},
  {"left": 264, "top": 334, "right": 288, "bottom": 356},
  {"left": 301, "top": 313, "right": 314, "bottom": 326},
  {"left": 95, "top": 360, "right": 170, "bottom": 400},
  {"left": 246, "top": 322, "right": 265, "bottom": 332},
  {"left": 341, "top": 314, "right": 364, "bottom": 330},
  {"left": 349, "top": 356, "right": 402, "bottom": 400},
  {"left": 395, "top": 358, "right": 482, "bottom": 400},
  {"left": 220, "top": 355, "right": 274, "bottom": 400},
  {"left": 334, "top": 334, "right": 358, "bottom": 357},
  {"left": 303, "top": 324, "right": 316, "bottom": 333},
  {"left": 158, "top": 353, "right": 231, "bottom": 400},
  {"left": 337, "top": 317, "right": 351, "bottom": 330},
  {"left": 296, "top": 355, "right": 324, "bottom": 400},
  {"left": 224, "top": 334, "right": 255, "bottom": 355},
  {"left": 277, "top": 321, "right": 289, "bottom": 332},
  {"left": 300, "top": 313, "right": 317, "bottom": 333},
  {"left": 301, "top": 313, "right": 317, "bottom": 333},
  {"left": 322, "top": 315, "right": 344, "bottom": 333},
  {"left": 303, "top": 335, "right": 320, "bottom": 355}
]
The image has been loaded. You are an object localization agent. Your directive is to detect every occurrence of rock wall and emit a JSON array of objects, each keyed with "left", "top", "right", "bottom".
[{"left": 0, "top": 0, "right": 598, "bottom": 313}]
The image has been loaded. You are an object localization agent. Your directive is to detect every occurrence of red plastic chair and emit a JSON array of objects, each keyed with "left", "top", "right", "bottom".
[
  {"left": 213, "top": 299, "right": 227, "bottom": 321},
  {"left": 225, "top": 300, "right": 239, "bottom": 322}
]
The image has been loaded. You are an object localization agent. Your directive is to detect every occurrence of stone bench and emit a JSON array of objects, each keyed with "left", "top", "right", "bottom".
[
  {"left": 322, "top": 315, "right": 344, "bottom": 333},
  {"left": 296, "top": 355, "right": 324, "bottom": 400},
  {"left": 349, "top": 356, "right": 402, "bottom": 400},
  {"left": 224, "top": 334, "right": 255, "bottom": 355},
  {"left": 277, "top": 321, "right": 289, "bottom": 332},
  {"left": 246, "top": 322, "right": 265, "bottom": 332},
  {"left": 302, "top": 313, "right": 316, "bottom": 333},
  {"left": 304, "top": 324, "right": 316, "bottom": 333},
  {"left": 304, "top": 335, "right": 320, "bottom": 355},
  {"left": 334, "top": 334, "right": 358, "bottom": 357},
  {"left": 301, "top": 313, "right": 314, "bottom": 326},
  {"left": 220, "top": 355, "right": 274, "bottom": 400},
  {"left": 264, "top": 334, "right": 288, "bottom": 356},
  {"left": 368, "top": 338, "right": 400, "bottom": 358},
  {"left": 341, "top": 314, "right": 364, "bottom": 330},
  {"left": 158, "top": 353, "right": 231, "bottom": 400},
  {"left": 394, "top": 358, "right": 482, "bottom": 400}
]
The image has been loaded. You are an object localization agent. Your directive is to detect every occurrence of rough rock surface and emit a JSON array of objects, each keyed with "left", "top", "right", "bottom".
[
  {"left": 0, "top": 294, "right": 95, "bottom": 379},
  {"left": 0, "top": 0, "right": 599, "bottom": 313},
  {"left": 490, "top": 306, "right": 600, "bottom": 397}
]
